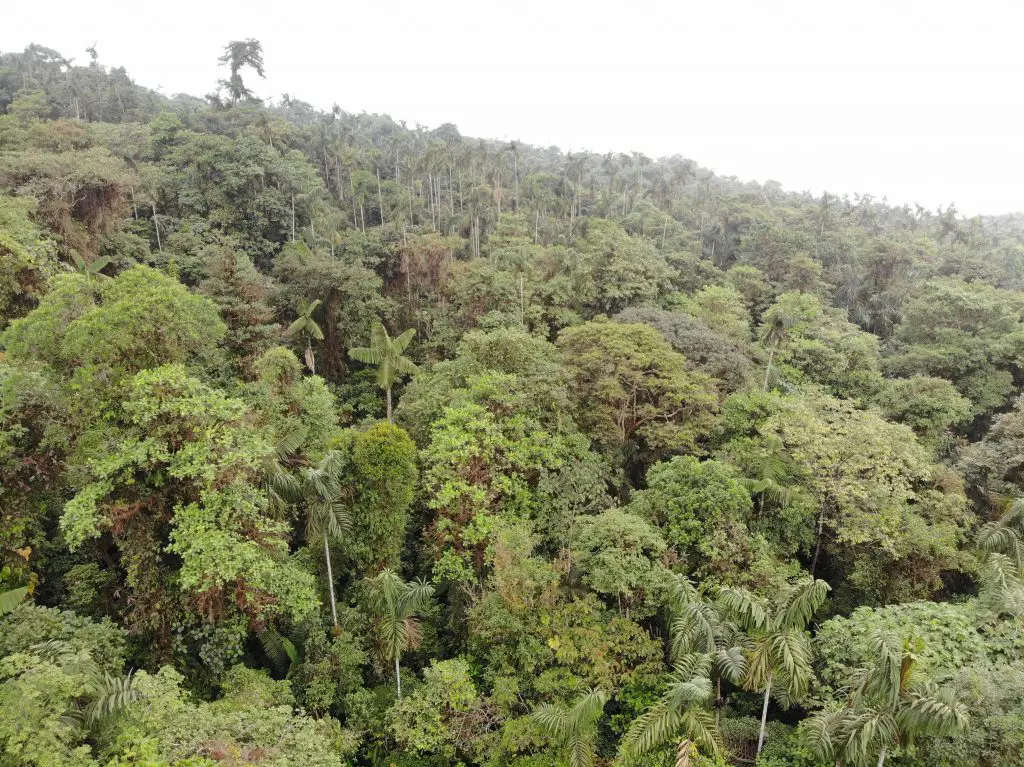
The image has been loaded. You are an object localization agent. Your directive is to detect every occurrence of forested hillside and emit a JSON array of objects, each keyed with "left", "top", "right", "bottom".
[{"left": 2, "top": 40, "right": 1024, "bottom": 767}]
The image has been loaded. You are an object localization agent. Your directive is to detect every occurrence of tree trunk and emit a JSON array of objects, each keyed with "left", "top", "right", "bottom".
[
  {"left": 291, "top": 193, "right": 296, "bottom": 241},
  {"left": 810, "top": 506, "right": 826, "bottom": 576},
  {"left": 677, "top": 739, "right": 693, "bottom": 767},
  {"left": 386, "top": 386, "right": 393, "bottom": 423},
  {"left": 323, "top": 534, "right": 338, "bottom": 627},
  {"left": 151, "top": 203, "right": 162, "bottom": 253},
  {"left": 377, "top": 170, "right": 386, "bottom": 226},
  {"left": 395, "top": 654, "right": 402, "bottom": 698},
  {"left": 519, "top": 275, "right": 525, "bottom": 328},
  {"left": 757, "top": 677, "right": 771, "bottom": 756},
  {"left": 763, "top": 343, "right": 776, "bottom": 392},
  {"left": 877, "top": 745, "right": 887, "bottom": 767}
]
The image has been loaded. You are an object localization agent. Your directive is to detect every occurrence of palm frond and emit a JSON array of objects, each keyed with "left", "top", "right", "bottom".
[
  {"left": 800, "top": 707, "right": 843, "bottom": 761},
  {"left": 621, "top": 696, "right": 684, "bottom": 757},
  {"left": 392, "top": 327, "right": 417, "bottom": 354},
  {"left": 978, "top": 553, "right": 1024, "bottom": 617},
  {"left": 838, "top": 709, "right": 898, "bottom": 766},
  {"left": 259, "top": 627, "right": 299, "bottom": 676},
  {"left": 566, "top": 732, "right": 595, "bottom": 767},
  {"left": 533, "top": 703, "right": 570, "bottom": 739},
  {"left": 348, "top": 345, "right": 382, "bottom": 365},
  {"left": 777, "top": 578, "right": 830, "bottom": 631},
  {"left": 369, "top": 321, "right": 390, "bottom": 352},
  {"left": 306, "top": 319, "right": 324, "bottom": 341},
  {"left": 570, "top": 687, "right": 609, "bottom": 725},
  {"left": 0, "top": 586, "right": 29, "bottom": 616},
  {"left": 394, "top": 356, "right": 420, "bottom": 376},
  {"left": 717, "top": 586, "right": 767, "bottom": 632},
  {"left": 85, "top": 670, "right": 143, "bottom": 726},
  {"left": 714, "top": 646, "right": 747, "bottom": 685},
  {"left": 898, "top": 688, "right": 968, "bottom": 738}
]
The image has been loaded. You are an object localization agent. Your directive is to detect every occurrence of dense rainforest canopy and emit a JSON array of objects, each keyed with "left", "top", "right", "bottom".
[{"left": 2, "top": 40, "right": 1024, "bottom": 767}]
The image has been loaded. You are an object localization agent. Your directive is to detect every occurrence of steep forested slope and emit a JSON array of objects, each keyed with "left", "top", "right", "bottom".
[{"left": 1, "top": 41, "right": 1023, "bottom": 767}]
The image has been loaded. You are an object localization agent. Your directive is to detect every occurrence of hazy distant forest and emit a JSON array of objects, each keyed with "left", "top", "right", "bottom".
[{"left": 2, "top": 39, "right": 1024, "bottom": 767}]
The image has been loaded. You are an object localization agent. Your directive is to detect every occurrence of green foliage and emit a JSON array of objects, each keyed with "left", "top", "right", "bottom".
[
  {"left": 346, "top": 421, "right": 418, "bottom": 572},
  {"left": 802, "top": 632, "right": 967, "bottom": 767},
  {"left": 885, "top": 277, "right": 1024, "bottom": 419},
  {"left": 388, "top": 658, "right": 482, "bottom": 760},
  {"left": 680, "top": 284, "right": 751, "bottom": 343},
  {"left": 913, "top": 662, "right": 1024, "bottom": 767},
  {"left": 6, "top": 40, "right": 1024, "bottom": 767},
  {"left": 558, "top": 320, "right": 718, "bottom": 476},
  {"left": 614, "top": 307, "right": 754, "bottom": 393},
  {"left": 628, "top": 456, "right": 789, "bottom": 588},
  {"left": 61, "top": 365, "right": 318, "bottom": 670},
  {"left": 874, "top": 375, "right": 971, "bottom": 448},
  {"left": 421, "top": 373, "right": 593, "bottom": 579},
  {"left": 104, "top": 665, "right": 354, "bottom": 766},
  {"left": 0, "top": 194, "right": 59, "bottom": 324},
  {"left": 574, "top": 509, "right": 669, "bottom": 619},
  {"left": 814, "top": 601, "right": 994, "bottom": 692},
  {"left": 761, "top": 292, "right": 883, "bottom": 399},
  {"left": 3, "top": 265, "right": 226, "bottom": 394},
  {"left": 0, "top": 605, "right": 126, "bottom": 674},
  {"left": 721, "top": 389, "right": 970, "bottom": 605}
]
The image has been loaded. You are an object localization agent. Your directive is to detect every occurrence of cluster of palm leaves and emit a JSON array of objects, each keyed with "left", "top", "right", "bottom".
[
  {"left": 365, "top": 568, "right": 434, "bottom": 698},
  {"left": 532, "top": 687, "right": 609, "bottom": 767},
  {"left": 32, "top": 639, "right": 143, "bottom": 731},
  {"left": 535, "top": 574, "right": 830, "bottom": 767},
  {"left": 802, "top": 631, "right": 967, "bottom": 767},
  {"left": 348, "top": 320, "right": 418, "bottom": 422},
  {"left": 976, "top": 500, "right": 1024, "bottom": 624},
  {"left": 287, "top": 304, "right": 420, "bottom": 423}
]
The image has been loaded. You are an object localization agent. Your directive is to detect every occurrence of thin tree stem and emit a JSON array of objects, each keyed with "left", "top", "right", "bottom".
[
  {"left": 323, "top": 534, "right": 337, "bottom": 627},
  {"left": 757, "top": 677, "right": 771, "bottom": 756}
]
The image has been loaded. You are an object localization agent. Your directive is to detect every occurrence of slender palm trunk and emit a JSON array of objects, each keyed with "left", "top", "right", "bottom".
[
  {"left": 877, "top": 745, "right": 887, "bottom": 767},
  {"left": 386, "top": 387, "right": 393, "bottom": 423},
  {"left": 763, "top": 343, "right": 777, "bottom": 392},
  {"left": 757, "top": 677, "right": 772, "bottom": 756},
  {"left": 810, "top": 506, "right": 826, "bottom": 576},
  {"left": 323, "top": 534, "right": 338, "bottom": 627},
  {"left": 716, "top": 678, "right": 723, "bottom": 728},
  {"left": 395, "top": 655, "right": 402, "bottom": 698}
]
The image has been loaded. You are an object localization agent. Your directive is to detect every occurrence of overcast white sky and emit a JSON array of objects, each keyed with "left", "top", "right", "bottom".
[{"left": 4, "top": 0, "right": 1023, "bottom": 216}]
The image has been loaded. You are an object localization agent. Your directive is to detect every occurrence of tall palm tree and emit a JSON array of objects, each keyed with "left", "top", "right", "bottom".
[
  {"left": 760, "top": 313, "right": 792, "bottom": 392},
  {"left": 299, "top": 451, "right": 351, "bottom": 627},
  {"left": 802, "top": 631, "right": 967, "bottom": 767},
  {"left": 667, "top": 575, "right": 748, "bottom": 725},
  {"left": 348, "top": 321, "right": 419, "bottom": 422},
  {"left": 619, "top": 652, "right": 722, "bottom": 763},
  {"left": 286, "top": 298, "right": 324, "bottom": 374},
  {"left": 532, "top": 687, "right": 608, "bottom": 767},
  {"left": 718, "top": 578, "right": 831, "bottom": 757},
  {"left": 365, "top": 568, "right": 434, "bottom": 697},
  {"left": 735, "top": 436, "right": 796, "bottom": 518}
]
